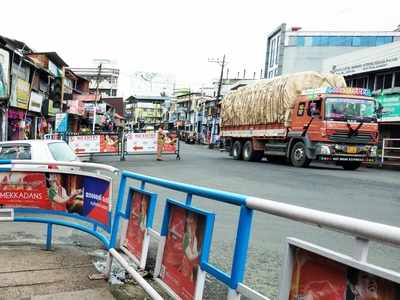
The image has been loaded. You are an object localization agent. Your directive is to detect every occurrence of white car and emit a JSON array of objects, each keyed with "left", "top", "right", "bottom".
[{"left": 0, "top": 140, "right": 79, "bottom": 169}]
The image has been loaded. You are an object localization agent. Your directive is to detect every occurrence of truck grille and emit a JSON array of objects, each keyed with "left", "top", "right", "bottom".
[{"left": 328, "top": 130, "right": 374, "bottom": 144}]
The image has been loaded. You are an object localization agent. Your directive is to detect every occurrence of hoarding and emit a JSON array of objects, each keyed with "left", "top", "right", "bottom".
[
  {"left": 0, "top": 48, "right": 10, "bottom": 99},
  {"left": 55, "top": 113, "right": 68, "bottom": 133},
  {"left": 9, "top": 78, "right": 30, "bottom": 109},
  {"left": 158, "top": 201, "right": 214, "bottom": 300},
  {"left": 122, "top": 189, "right": 156, "bottom": 268},
  {"left": 280, "top": 238, "right": 400, "bottom": 300},
  {"left": 68, "top": 134, "right": 119, "bottom": 154},
  {"left": 0, "top": 171, "right": 111, "bottom": 228},
  {"left": 29, "top": 91, "right": 44, "bottom": 113},
  {"left": 376, "top": 94, "right": 400, "bottom": 122}
]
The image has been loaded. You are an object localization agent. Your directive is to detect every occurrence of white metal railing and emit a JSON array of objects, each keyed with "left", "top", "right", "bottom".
[{"left": 381, "top": 138, "right": 400, "bottom": 165}]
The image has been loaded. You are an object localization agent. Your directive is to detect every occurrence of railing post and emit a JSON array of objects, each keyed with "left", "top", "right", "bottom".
[
  {"left": 110, "top": 174, "right": 127, "bottom": 249},
  {"left": 381, "top": 138, "right": 385, "bottom": 166},
  {"left": 353, "top": 236, "right": 369, "bottom": 262},
  {"left": 46, "top": 223, "right": 53, "bottom": 251},
  {"left": 229, "top": 205, "right": 253, "bottom": 297}
]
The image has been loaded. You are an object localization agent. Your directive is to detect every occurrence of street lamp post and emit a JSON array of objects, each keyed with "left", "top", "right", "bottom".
[{"left": 92, "top": 63, "right": 102, "bottom": 133}]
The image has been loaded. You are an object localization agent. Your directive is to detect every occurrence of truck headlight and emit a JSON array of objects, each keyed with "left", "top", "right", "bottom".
[{"left": 319, "top": 145, "right": 331, "bottom": 155}]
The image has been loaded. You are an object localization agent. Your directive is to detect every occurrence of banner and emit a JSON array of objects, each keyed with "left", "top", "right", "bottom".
[
  {"left": 0, "top": 48, "right": 10, "bottom": 99},
  {"left": 289, "top": 248, "right": 400, "bottom": 300},
  {"left": 0, "top": 172, "right": 110, "bottom": 227},
  {"left": 55, "top": 113, "right": 68, "bottom": 133},
  {"left": 29, "top": 91, "right": 44, "bottom": 113},
  {"left": 160, "top": 205, "right": 206, "bottom": 300},
  {"left": 124, "top": 191, "right": 150, "bottom": 261},
  {"left": 125, "top": 132, "right": 177, "bottom": 154},
  {"left": 68, "top": 135, "right": 119, "bottom": 154}
]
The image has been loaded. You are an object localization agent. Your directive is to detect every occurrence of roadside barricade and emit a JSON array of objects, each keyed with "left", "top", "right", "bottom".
[
  {"left": 381, "top": 138, "right": 400, "bottom": 166},
  {"left": 2, "top": 161, "right": 400, "bottom": 300}
]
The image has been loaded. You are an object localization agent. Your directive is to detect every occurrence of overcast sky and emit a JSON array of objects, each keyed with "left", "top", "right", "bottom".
[{"left": 1, "top": 0, "right": 399, "bottom": 96}]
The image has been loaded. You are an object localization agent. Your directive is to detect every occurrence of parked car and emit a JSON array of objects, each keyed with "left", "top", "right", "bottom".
[{"left": 0, "top": 140, "right": 80, "bottom": 169}]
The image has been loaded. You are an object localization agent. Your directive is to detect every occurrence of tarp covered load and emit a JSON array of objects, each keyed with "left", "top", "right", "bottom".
[{"left": 221, "top": 71, "right": 346, "bottom": 127}]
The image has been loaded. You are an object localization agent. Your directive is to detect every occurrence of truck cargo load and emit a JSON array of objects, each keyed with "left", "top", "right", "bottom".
[{"left": 221, "top": 71, "right": 346, "bottom": 127}]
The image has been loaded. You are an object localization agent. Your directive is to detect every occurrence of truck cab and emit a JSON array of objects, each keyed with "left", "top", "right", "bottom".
[{"left": 289, "top": 87, "right": 379, "bottom": 169}]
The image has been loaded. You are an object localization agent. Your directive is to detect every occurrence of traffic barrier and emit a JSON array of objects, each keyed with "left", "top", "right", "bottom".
[
  {"left": 381, "top": 138, "right": 400, "bottom": 166},
  {"left": 2, "top": 161, "right": 400, "bottom": 300}
]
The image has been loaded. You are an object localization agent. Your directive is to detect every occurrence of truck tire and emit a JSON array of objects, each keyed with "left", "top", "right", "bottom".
[
  {"left": 232, "top": 141, "right": 242, "bottom": 160},
  {"left": 341, "top": 162, "right": 361, "bottom": 170},
  {"left": 290, "top": 141, "right": 311, "bottom": 168},
  {"left": 242, "top": 141, "right": 254, "bottom": 161}
]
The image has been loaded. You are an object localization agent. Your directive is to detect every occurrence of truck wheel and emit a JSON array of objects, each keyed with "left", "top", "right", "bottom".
[
  {"left": 341, "top": 162, "right": 361, "bottom": 170},
  {"left": 242, "top": 141, "right": 255, "bottom": 161},
  {"left": 232, "top": 141, "right": 242, "bottom": 160},
  {"left": 290, "top": 141, "right": 311, "bottom": 168}
]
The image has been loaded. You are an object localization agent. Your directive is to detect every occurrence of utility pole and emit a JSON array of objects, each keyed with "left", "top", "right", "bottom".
[{"left": 92, "top": 63, "right": 102, "bottom": 133}]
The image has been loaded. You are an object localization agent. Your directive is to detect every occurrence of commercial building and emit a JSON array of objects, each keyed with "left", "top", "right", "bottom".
[
  {"left": 265, "top": 23, "right": 400, "bottom": 79},
  {"left": 322, "top": 41, "right": 400, "bottom": 139}
]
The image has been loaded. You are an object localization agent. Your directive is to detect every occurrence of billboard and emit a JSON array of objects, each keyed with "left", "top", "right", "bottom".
[
  {"left": 376, "top": 94, "right": 400, "bottom": 122},
  {"left": 0, "top": 48, "right": 10, "bottom": 99},
  {"left": 121, "top": 189, "right": 157, "bottom": 268},
  {"left": 0, "top": 171, "right": 111, "bottom": 228},
  {"left": 157, "top": 200, "right": 214, "bottom": 300},
  {"left": 280, "top": 238, "right": 400, "bottom": 300},
  {"left": 68, "top": 134, "right": 119, "bottom": 154}
]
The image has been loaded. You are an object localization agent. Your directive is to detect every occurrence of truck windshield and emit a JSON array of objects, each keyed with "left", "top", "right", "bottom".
[{"left": 325, "top": 97, "right": 376, "bottom": 122}]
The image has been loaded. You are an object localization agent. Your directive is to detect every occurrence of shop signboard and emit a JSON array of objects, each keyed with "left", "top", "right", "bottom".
[
  {"left": 48, "top": 100, "right": 58, "bottom": 116},
  {"left": 125, "top": 132, "right": 177, "bottom": 154},
  {"left": 279, "top": 238, "right": 400, "bottom": 300},
  {"left": 67, "top": 100, "right": 85, "bottom": 116},
  {"left": 84, "top": 103, "right": 107, "bottom": 113},
  {"left": 121, "top": 188, "right": 157, "bottom": 268},
  {"left": 29, "top": 91, "right": 44, "bottom": 113},
  {"left": 0, "top": 48, "right": 11, "bottom": 99},
  {"left": 376, "top": 94, "right": 400, "bottom": 122},
  {"left": 68, "top": 134, "right": 119, "bottom": 154},
  {"left": 55, "top": 113, "right": 68, "bottom": 133},
  {"left": 157, "top": 200, "right": 214, "bottom": 300},
  {"left": 0, "top": 171, "right": 111, "bottom": 228},
  {"left": 9, "top": 78, "right": 30, "bottom": 109},
  {"left": 48, "top": 60, "right": 63, "bottom": 77}
]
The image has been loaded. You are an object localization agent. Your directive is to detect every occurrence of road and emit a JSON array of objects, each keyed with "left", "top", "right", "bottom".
[
  {"left": 99, "top": 143, "right": 400, "bottom": 299},
  {"left": 2, "top": 143, "right": 400, "bottom": 299}
]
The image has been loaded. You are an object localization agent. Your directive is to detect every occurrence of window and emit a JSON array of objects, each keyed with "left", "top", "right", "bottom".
[
  {"left": 375, "top": 74, "right": 384, "bottom": 90},
  {"left": 307, "top": 100, "right": 321, "bottom": 117},
  {"left": 0, "top": 144, "right": 31, "bottom": 159},
  {"left": 48, "top": 142, "right": 79, "bottom": 162},
  {"left": 384, "top": 73, "right": 393, "bottom": 89},
  {"left": 394, "top": 72, "right": 400, "bottom": 87},
  {"left": 352, "top": 77, "right": 368, "bottom": 88},
  {"left": 296, "top": 36, "right": 305, "bottom": 46},
  {"left": 275, "top": 36, "right": 280, "bottom": 63},
  {"left": 269, "top": 39, "right": 276, "bottom": 67},
  {"left": 375, "top": 73, "right": 394, "bottom": 90},
  {"left": 353, "top": 36, "right": 361, "bottom": 47},
  {"left": 297, "top": 102, "right": 305, "bottom": 116}
]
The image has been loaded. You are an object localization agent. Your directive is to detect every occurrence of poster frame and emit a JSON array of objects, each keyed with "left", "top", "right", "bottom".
[
  {"left": 0, "top": 168, "right": 113, "bottom": 232},
  {"left": 278, "top": 237, "right": 400, "bottom": 300},
  {"left": 119, "top": 187, "right": 157, "bottom": 269},
  {"left": 154, "top": 198, "right": 215, "bottom": 300},
  {"left": 67, "top": 133, "right": 121, "bottom": 155}
]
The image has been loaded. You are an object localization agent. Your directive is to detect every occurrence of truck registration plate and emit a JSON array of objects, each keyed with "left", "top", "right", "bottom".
[{"left": 347, "top": 146, "right": 358, "bottom": 154}]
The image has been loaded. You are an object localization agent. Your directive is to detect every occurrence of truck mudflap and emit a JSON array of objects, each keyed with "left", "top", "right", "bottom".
[{"left": 318, "top": 155, "right": 375, "bottom": 163}]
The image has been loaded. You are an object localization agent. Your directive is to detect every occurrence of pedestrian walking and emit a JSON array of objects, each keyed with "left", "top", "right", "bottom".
[{"left": 156, "top": 125, "right": 166, "bottom": 161}]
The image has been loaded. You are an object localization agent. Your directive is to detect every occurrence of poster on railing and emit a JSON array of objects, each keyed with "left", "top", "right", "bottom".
[
  {"left": 159, "top": 203, "right": 207, "bottom": 300},
  {"left": 0, "top": 172, "right": 110, "bottom": 227},
  {"left": 125, "top": 132, "right": 177, "bottom": 154},
  {"left": 288, "top": 246, "right": 400, "bottom": 300},
  {"left": 123, "top": 191, "right": 151, "bottom": 262},
  {"left": 68, "top": 135, "right": 118, "bottom": 154}
]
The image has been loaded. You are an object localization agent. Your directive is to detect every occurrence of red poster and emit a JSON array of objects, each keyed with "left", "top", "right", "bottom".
[
  {"left": 124, "top": 192, "right": 149, "bottom": 260},
  {"left": 100, "top": 135, "right": 119, "bottom": 153},
  {"left": 0, "top": 172, "right": 110, "bottom": 227},
  {"left": 160, "top": 206, "right": 205, "bottom": 300},
  {"left": 162, "top": 133, "right": 177, "bottom": 154},
  {"left": 289, "top": 248, "right": 400, "bottom": 300}
]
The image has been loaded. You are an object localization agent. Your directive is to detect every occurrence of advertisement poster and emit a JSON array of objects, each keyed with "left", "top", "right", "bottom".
[
  {"left": 29, "top": 91, "right": 44, "bottom": 113},
  {"left": 9, "top": 78, "right": 30, "bottom": 109},
  {"left": 0, "top": 48, "right": 10, "bottom": 99},
  {"left": 289, "top": 248, "right": 400, "bottom": 300},
  {"left": 126, "top": 132, "right": 157, "bottom": 153},
  {"left": 55, "top": 113, "right": 68, "bottom": 133},
  {"left": 100, "top": 135, "right": 119, "bottom": 153},
  {"left": 377, "top": 94, "right": 400, "bottom": 122},
  {"left": 160, "top": 206, "right": 205, "bottom": 300},
  {"left": 0, "top": 172, "right": 110, "bottom": 226},
  {"left": 124, "top": 191, "right": 150, "bottom": 261},
  {"left": 161, "top": 132, "right": 177, "bottom": 154},
  {"left": 68, "top": 135, "right": 100, "bottom": 154}
]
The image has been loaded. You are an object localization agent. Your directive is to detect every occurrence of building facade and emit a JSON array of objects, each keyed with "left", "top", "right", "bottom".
[{"left": 265, "top": 23, "right": 400, "bottom": 79}]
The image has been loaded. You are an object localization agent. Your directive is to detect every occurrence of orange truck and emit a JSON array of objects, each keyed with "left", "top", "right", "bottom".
[{"left": 220, "top": 75, "right": 379, "bottom": 170}]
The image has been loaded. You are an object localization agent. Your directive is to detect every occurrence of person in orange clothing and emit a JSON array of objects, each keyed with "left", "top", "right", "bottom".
[{"left": 156, "top": 125, "right": 166, "bottom": 161}]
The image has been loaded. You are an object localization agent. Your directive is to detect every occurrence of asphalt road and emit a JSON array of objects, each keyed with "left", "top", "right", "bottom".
[
  {"left": 98, "top": 143, "right": 400, "bottom": 299},
  {"left": 2, "top": 143, "right": 400, "bottom": 299}
]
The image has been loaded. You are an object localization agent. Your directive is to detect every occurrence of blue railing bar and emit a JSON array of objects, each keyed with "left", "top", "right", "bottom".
[
  {"left": 14, "top": 217, "right": 110, "bottom": 248},
  {"left": 201, "top": 262, "right": 232, "bottom": 286},
  {"left": 0, "top": 167, "right": 12, "bottom": 172},
  {"left": 93, "top": 224, "right": 98, "bottom": 232},
  {"left": 186, "top": 193, "right": 193, "bottom": 206},
  {"left": 46, "top": 223, "right": 53, "bottom": 251},
  {"left": 0, "top": 159, "right": 12, "bottom": 164},
  {"left": 230, "top": 205, "right": 254, "bottom": 289},
  {"left": 122, "top": 171, "right": 246, "bottom": 206},
  {"left": 110, "top": 175, "right": 127, "bottom": 249}
]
